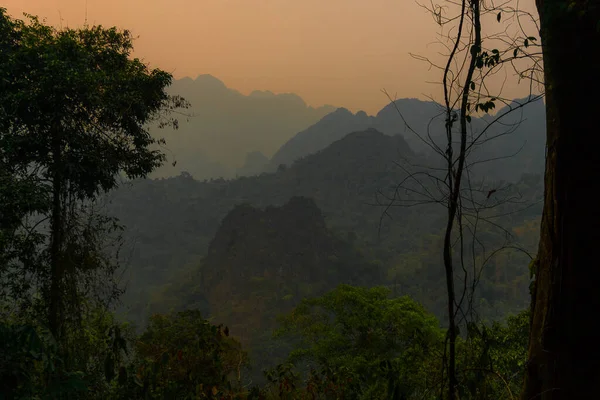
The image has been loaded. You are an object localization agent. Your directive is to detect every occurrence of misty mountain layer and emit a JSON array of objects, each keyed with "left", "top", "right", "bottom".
[
  {"left": 271, "top": 97, "right": 546, "bottom": 182},
  {"left": 150, "top": 75, "right": 336, "bottom": 180}
]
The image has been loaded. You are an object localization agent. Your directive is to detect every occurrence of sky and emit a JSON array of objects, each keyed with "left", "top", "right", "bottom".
[{"left": 4, "top": 0, "right": 540, "bottom": 115}]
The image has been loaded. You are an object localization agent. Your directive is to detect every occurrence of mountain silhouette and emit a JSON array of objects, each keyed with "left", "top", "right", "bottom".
[
  {"left": 268, "top": 97, "right": 546, "bottom": 181},
  {"left": 269, "top": 108, "right": 377, "bottom": 169},
  {"left": 151, "top": 74, "right": 336, "bottom": 180}
]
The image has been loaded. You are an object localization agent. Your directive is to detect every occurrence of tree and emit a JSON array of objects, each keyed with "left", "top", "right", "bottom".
[
  {"left": 521, "top": 1, "right": 600, "bottom": 399},
  {"left": 0, "top": 8, "right": 187, "bottom": 341},
  {"left": 131, "top": 310, "right": 248, "bottom": 399},
  {"left": 382, "top": 1, "right": 543, "bottom": 397},
  {"left": 458, "top": 309, "right": 530, "bottom": 399},
  {"left": 275, "top": 285, "right": 444, "bottom": 399}
]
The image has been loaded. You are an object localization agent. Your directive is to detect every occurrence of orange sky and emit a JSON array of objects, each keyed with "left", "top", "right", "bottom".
[{"left": 4, "top": 0, "right": 539, "bottom": 115}]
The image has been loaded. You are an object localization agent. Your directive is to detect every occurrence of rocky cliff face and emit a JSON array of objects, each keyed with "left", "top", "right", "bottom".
[
  {"left": 203, "top": 196, "right": 376, "bottom": 294},
  {"left": 200, "top": 196, "right": 380, "bottom": 345}
]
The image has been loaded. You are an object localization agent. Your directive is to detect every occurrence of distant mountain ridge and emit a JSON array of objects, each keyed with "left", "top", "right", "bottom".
[
  {"left": 269, "top": 99, "right": 439, "bottom": 169},
  {"left": 153, "top": 74, "right": 545, "bottom": 183},
  {"left": 269, "top": 108, "right": 376, "bottom": 169},
  {"left": 269, "top": 97, "right": 546, "bottom": 182},
  {"left": 151, "top": 74, "right": 336, "bottom": 180}
]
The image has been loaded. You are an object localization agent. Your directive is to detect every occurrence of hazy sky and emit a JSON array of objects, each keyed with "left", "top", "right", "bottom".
[{"left": 5, "top": 0, "right": 539, "bottom": 114}]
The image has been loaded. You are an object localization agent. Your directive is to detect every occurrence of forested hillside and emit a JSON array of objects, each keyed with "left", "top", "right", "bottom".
[{"left": 110, "top": 128, "right": 543, "bottom": 377}]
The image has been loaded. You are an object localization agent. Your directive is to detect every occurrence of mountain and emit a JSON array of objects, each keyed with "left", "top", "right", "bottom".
[
  {"left": 268, "top": 97, "right": 546, "bottom": 181},
  {"left": 144, "top": 196, "right": 382, "bottom": 380},
  {"left": 150, "top": 77, "right": 545, "bottom": 183},
  {"left": 374, "top": 98, "right": 446, "bottom": 154},
  {"left": 269, "top": 99, "right": 439, "bottom": 170},
  {"left": 474, "top": 97, "right": 547, "bottom": 181},
  {"left": 110, "top": 129, "right": 417, "bottom": 283},
  {"left": 269, "top": 108, "right": 377, "bottom": 169},
  {"left": 110, "top": 126, "right": 542, "bottom": 376},
  {"left": 111, "top": 128, "right": 541, "bottom": 323},
  {"left": 201, "top": 197, "right": 379, "bottom": 338},
  {"left": 150, "top": 75, "right": 336, "bottom": 180}
]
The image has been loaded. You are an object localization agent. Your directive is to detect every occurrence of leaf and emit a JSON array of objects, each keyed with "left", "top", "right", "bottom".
[
  {"left": 497, "top": 12, "right": 501, "bottom": 22},
  {"left": 466, "top": 115, "right": 472, "bottom": 123},
  {"left": 470, "top": 81, "right": 475, "bottom": 91},
  {"left": 524, "top": 38, "right": 529, "bottom": 48},
  {"left": 527, "top": 36, "right": 537, "bottom": 42},
  {"left": 513, "top": 48, "right": 518, "bottom": 58}
]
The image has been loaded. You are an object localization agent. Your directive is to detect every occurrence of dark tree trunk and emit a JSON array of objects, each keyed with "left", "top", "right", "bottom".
[
  {"left": 441, "top": 2, "right": 481, "bottom": 397},
  {"left": 48, "top": 122, "right": 63, "bottom": 340},
  {"left": 522, "top": 1, "right": 600, "bottom": 398}
]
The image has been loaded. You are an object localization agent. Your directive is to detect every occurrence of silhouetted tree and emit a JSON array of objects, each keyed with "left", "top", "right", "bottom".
[
  {"left": 0, "top": 8, "right": 187, "bottom": 341},
  {"left": 385, "top": 1, "right": 543, "bottom": 397}
]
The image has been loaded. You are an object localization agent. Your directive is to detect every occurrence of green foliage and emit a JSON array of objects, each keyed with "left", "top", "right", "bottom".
[
  {"left": 0, "top": 7, "right": 187, "bottom": 399},
  {"left": 275, "top": 285, "right": 445, "bottom": 399},
  {"left": 0, "top": 6, "right": 187, "bottom": 322},
  {"left": 457, "top": 309, "right": 530, "bottom": 399},
  {"left": 125, "top": 310, "right": 249, "bottom": 399},
  {"left": 259, "top": 300, "right": 529, "bottom": 400},
  {"left": 117, "top": 168, "right": 541, "bottom": 379},
  {"left": 0, "top": 321, "right": 59, "bottom": 399},
  {"left": 0, "top": 306, "right": 134, "bottom": 400},
  {"left": 0, "top": 8, "right": 187, "bottom": 199}
]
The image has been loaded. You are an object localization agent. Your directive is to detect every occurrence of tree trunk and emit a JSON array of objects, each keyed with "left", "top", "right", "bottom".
[
  {"left": 441, "top": 2, "right": 481, "bottom": 397},
  {"left": 48, "top": 122, "right": 63, "bottom": 340},
  {"left": 522, "top": 1, "right": 600, "bottom": 398}
]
